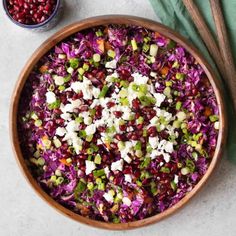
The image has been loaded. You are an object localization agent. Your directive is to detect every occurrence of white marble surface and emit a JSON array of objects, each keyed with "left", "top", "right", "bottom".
[{"left": 1, "top": 1, "right": 236, "bottom": 235}]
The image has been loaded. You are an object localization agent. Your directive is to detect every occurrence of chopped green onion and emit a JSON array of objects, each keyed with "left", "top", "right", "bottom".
[
  {"left": 50, "top": 175, "right": 57, "bottom": 182},
  {"left": 137, "top": 116, "right": 144, "bottom": 125},
  {"left": 87, "top": 182, "right": 94, "bottom": 190},
  {"left": 31, "top": 112, "right": 38, "bottom": 120},
  {"left": 34, "top": 119, "right": 42, "bottom": 127},
  {"left": 138, "top": 95, "right": 156, "bottom": 106},
  {"left": 55, "top": 176, "right": 64, "bottom": 185},
  {"left": 82, "top": 63, "right": 89, "bottom": 71},
  {"left": 47, "top": 99, "right": 61, "bottom": 110},
  {"left": 140, "top": 157, "right": 151, "bottom": 169},
  {"left": 94, "top": 154, "right": 102, "bottom": 164},
  {"left": 163, "top": 87, "right": 171, "bottom": 97},
  {"left": 134, "top": 141, "right": 142, "bottom": 151},
  {"left": 97, "top": 182, "right": 105, "bottom": 190},
  {"left": 120, "top": 80, "right": 129, "bottom": 88},
  {"left": 93, "top": 169, "right": 105, "bottom": 177},
  {"left": 131, "top": 39, "right": 138, "bottom": 51},
  {"left": 176, "top": 73, "right": 185, "bottom": 80},
  {"left": 95, "top": 29, "right": 103, "bottom": 37},
  {"left": 192, "top": 152, "right": 198, "bottom": 161},
  {"left": 176, "top": 101, "right": 182, "bottom": 110},
  {"left": 170, "top": 181, "right": 177, "bottom": 191},
  {"left": 86, "top": 135, "right": 93, "bottom": 142},
  {"left": 165, "top": 81, "right": 172, "bottom": 87},
  {"left": 74, "top": 180, "right": 86, "bottom": 198},
  {"left": 149, "top": 44, "right": 158, "bottom": 57},
  {"left": 99, "top": 85, "right": 109, "bottom": 98},
  {"left": 172, "top": 61, "right": 179, "bottom": 68},
  {"left": 37, "top": 157, "right": 45, "bottom": 166},
  {"left": 63, "top": 74, "right": 71, "bottom": 83},
  {"left": 53, "top": 138, "right": 61, "bottom": 148},
  {"left": 160, "top": 166, "right": 170, "bottom": 173},
  {"left": 75, "top": 116, "right": 83, "bottom": 123},
  {"left": 69, "top": 58, "right": 79, "bottom": 69},
  {"left": 55, "top": 169, "right": 62, "bottom": 176},
  {"left": 209, "top": 115, "right": 219, "bottom": 122},
  {"left": 93, "top": 53, "right": 101, "bottom": 62},
  {"left": 107, "top": 49, "right": 116, "bottom": 58},
  {"left": 173, "top": 120, "right": 181, "bottom": 129},
  {"left": 119, "top": 97, "right": 129, "bottom": 106},
  {"left": 142, "top": 43, "right": 150, "bottom": 53},
  {"left": 186, "top": 159, "right": 195, "bottom": 173},
  {"left": 58, "top": 85, "right": 65, "bottom": 91},
  {"left": 79, "top": 130, "right": 87, "bottom": 138},
  {"left": 78, "top": 67, "right": 85, "bottom": 75},
  {"left": 181, "top": 167, "right": 190, "bottom": 175}
]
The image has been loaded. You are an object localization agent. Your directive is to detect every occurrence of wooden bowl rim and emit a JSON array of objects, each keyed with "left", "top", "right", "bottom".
[{"left": 10, "top": 15, "right": 227, "bottom": 230}]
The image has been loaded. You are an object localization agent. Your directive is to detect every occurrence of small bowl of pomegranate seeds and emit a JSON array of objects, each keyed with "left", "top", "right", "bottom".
[
  {"left": 10, "top": 16, "right": 226, "bottom": 229},
  {"left": 3, "top": 0, "right": 62, "bottom": 31}
]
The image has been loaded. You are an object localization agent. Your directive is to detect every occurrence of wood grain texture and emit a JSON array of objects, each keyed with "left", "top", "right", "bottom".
[
  {"left": 210, "top": 0, "right": 236, "bottom": 112},
  {"left": 9, "top": 15, "right": 227, "bottom": 230},
  {"left": 182, "top": 0, "right": 226, "bottom": 78}
]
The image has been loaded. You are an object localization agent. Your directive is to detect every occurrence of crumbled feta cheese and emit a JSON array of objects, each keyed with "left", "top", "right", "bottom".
[
  {"left": 55, "top": 127, "right": 66, "bottom": 137},
  {"left": 150, "top": 150, "right": 159, "bottom": 159},
  {"left": 90, "top": 99, "right": 100, "bottom": 108},
  {"left": 111, "top": 159, "right": 124, "bottom": 172},
  {"left": 176, "top": 111, "right": 186, "bottom": 121},
  {"left": 53, "top": 75, "right": 64, "bottom": 86},
  {"left": 71, "top": 77, "right": 93, "bottom": 100},
  {"left": 67, "top": 67, "right": 74, "bottom": 74},
  {"left": 150, "top": 71, "right": 157, "bottom": 77},
  {"left": 163, "top": 153, "right": 170, "bottom": 163},
  {"left": 60, "top": 113, "right": 71, "bottom": 121},
  {"left": 174, "top": 175, "right": 179, "bottom": 184},
  {"left": 124, "top": 174, "right": 132, "bottom": 183},
  {"left": 214, "top": 121, "right": 220, "bottom": 130},
  {"left": 104, "top": 166, "right": 110, "bottom": 178},
  {"left": 45, "top": 91, "right": 56, "bottom": 104},
  {"left": 132, "top": 72, "right": 149, "bottom": 85},
  {"left": 105, "top": 72, "right": 119, "bottom": 82},
  {"left": 164, "top": 141, "right": 174, "bottom": 153},
  {"left": 105, "top": 59, "right": 117, "bottom": 69},
  {"left": 85, "top": 160, "right": 96, "bottom": 175},
  {"left": 92, "top": 87, "right": 100, "bottom": 98},
  {"left": 150, "top": 116, "right": 159, "bottom": 124},
  {"left": 122, "top": 154, "right": 132, "bottom": 163},
  {"left": 66, "top": 120, "right": 79, "bottom": 133},
  {"left": 149, "top": 136, "right": 159, "bottom": 149},
  {"left": 153, "top": 93, "right": 166, "bottom": 107},
  {"left": 103, "top": 192, "right": 114, "bottom": 203},
  {"left": 85, "top": 124, "right": 96, "bottom": 135},
  {"left": 122, "top": 197, "right": 131, "bottom": 206}
]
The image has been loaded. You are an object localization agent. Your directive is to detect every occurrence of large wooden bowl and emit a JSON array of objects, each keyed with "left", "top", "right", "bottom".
[{"left": 10, "top": 15, "right": 227, "bottom": 230}]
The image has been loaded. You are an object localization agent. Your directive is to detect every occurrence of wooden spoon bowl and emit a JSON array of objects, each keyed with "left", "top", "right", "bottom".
[{"left": 10, "top": 15, "right": 227, "bottom": 230}]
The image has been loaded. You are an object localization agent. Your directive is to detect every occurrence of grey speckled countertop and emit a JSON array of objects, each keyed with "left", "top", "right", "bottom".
[{"left": 1, "top": 1, "right": 236, "bottom": 235}]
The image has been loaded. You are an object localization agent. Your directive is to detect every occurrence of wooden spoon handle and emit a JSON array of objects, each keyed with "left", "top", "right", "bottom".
[
  {"left": 210, "top": 0, "right": 236, "bottom": 112},
  {"left": 182, "top": 0, "right": 226, "bottom": 77}
]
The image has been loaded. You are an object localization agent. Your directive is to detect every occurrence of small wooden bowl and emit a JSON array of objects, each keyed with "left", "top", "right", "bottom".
[{"left": 10, "top": 15, "right": 227, "bottom": 230}]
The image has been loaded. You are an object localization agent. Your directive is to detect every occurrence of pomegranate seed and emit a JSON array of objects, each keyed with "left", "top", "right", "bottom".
[
  {"left": 113, "top": 111, "right": 122, "bottom": 118},
  {"left": 148, "top": 126, "right": 157, "bottom": 137},
  {"left": 132, "top": 99, "right": 140, "bottom": 110},
  {"left": 119, "top": 124, "right": 126, "bottom": 131},
  {"left": 107, "top": 101, "right": 115, "bottom": 108}
]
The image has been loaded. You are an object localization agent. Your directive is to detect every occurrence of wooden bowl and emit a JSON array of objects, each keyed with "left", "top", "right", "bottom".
[{"left": 10, "top": 15, "right": 227, "bottom": 230}]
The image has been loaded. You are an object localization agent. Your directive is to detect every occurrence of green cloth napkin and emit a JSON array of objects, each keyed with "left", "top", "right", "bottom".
[{"left": 149, "top": 0, "right": 236, "bottom": 163}]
